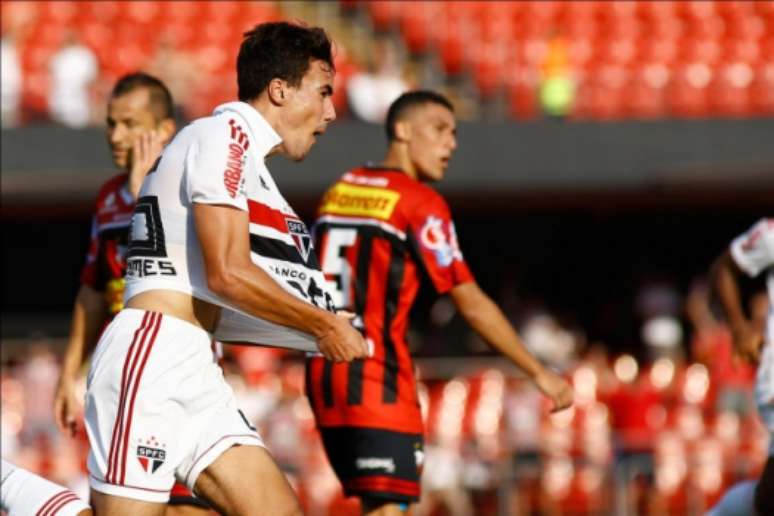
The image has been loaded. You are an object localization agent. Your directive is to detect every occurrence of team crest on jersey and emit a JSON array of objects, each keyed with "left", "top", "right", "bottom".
[
  {"left": 286, "top": 218, "right": 313, "bottom": 262},
  {"left": 136, "top": 436, "right": 166, "bottom": 474}
]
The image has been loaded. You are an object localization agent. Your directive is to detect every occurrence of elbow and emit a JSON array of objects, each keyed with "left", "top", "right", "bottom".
[{"left": 207, "top": 268, "right": 240, "bottom": 299}]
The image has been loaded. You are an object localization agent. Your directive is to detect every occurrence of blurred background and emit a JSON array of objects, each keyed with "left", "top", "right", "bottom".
[{"left": 1, "top": 1, "right": 774, "bottom": 514}]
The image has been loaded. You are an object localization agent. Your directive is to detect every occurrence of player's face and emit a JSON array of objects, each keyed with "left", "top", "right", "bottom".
[
  {"left": 406, "top": 103, "right": 457, "bottom": 182},
  {"left": 279, "top": 59, "right": 336, "bottom": 162},
  {"left": 106, "top": 88, "right": 160, "bottom": 170}
]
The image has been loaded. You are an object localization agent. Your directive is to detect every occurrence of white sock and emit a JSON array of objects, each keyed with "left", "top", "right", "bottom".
[
  {"left": 706, "top": 480, "right": 757, "bottom": 516},
  {"left": 1, "top": 459, "right": 91, "bottom": 516}
]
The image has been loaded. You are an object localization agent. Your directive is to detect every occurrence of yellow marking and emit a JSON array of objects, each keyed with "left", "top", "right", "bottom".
[{"left": 319, "top": 183, "right": 400, "bottom": 220}]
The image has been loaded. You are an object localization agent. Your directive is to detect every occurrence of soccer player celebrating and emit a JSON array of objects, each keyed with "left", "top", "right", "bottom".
[
  {"left": 306, "top": 91, "right": 573, "bottom": 515},
  {"left": 81, "top": 21, "right": 366, "bottom": 516},
  {"left": 708, "top": 218, "right": 773, "bottom": 516},
  {"left": 50, "top": 73, "right": 215, "bottom": 514}
]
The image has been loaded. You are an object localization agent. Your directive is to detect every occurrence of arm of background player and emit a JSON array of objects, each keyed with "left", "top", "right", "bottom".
[
  {"left": 710, "top": 250, "right": 763, "bottom": 364},
  {"left": 193, "top": 202, "right": 367, "bottom": 362},
  {"left": 449, "top": 281, "right": 573, "bottom": 412},
  {"left": 54, "top": 284, "right": 108, "bottom": 436}
]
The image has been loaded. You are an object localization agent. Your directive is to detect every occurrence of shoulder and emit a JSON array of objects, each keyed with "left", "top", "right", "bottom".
[
  {"left": 399, "top": 178, "right": 449, "bottom": 215},
  {"left": 95, "top": 173, "right": 128, "bottom": 203}
]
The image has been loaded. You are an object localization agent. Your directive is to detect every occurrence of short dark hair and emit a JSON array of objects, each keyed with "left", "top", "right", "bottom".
[
  {"left": 237, "top": 21, "right": 334, "bottom": 102},
  {"left": 385, "top": 90, "right": 454, "bottom": 142},
  {"left": 111, "top": 72, "right": 174, "bottom": 121}
]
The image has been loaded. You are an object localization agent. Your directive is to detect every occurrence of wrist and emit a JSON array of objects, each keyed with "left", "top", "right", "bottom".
[{"left": 308, "top": 309, "right": 337, "bottom": 339}]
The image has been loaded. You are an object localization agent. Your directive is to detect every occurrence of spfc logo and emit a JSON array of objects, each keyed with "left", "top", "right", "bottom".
[
  {"left": 136, "top": 437, "right": 166, "bottom": 474},
  {"left": 286, "top": 218, "right": 313, "bottom": 262}
]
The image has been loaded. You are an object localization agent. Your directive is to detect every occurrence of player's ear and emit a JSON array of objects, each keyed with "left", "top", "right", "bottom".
[
  {"left": 394, "top": 120, "right": 411, "bottom": 142},
  {"left": 158, "top": 119, "right": 176, "bottom": 144},
  {"left": 266, "top": 78, "right": 287, "bottom": 106}
]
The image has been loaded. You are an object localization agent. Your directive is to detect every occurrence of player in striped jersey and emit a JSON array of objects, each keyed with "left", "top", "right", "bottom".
[{"left": 307, "top": 91, "right": 574, "bottom": 515}]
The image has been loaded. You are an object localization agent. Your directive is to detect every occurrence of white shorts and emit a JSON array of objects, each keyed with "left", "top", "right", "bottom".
[{"left": 85, "top": 308, "right": 264, "bottom": 503}]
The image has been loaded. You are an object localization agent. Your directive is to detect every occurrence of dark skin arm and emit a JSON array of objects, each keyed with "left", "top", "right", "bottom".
[
  {"left": 710, "top": 250, "right": 764, "bottom": 364},
  {"left": 193, "top": 202, "right": 367, "bottom": 362},
  {"left": 449, "top": 282, "right": 573, "bottom": 412}
]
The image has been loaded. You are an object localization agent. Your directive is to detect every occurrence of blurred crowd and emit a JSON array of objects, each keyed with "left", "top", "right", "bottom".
[
  {"left": 2, "top": 278, "right": 767, "bottom": 515},
  {"left": 3, "top": 1, "right": 773, "bottom": 129}
]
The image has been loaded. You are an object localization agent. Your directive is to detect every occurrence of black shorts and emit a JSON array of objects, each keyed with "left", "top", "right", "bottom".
[{"left": 319, "top": 426, "right": 424, "bottom": 504}]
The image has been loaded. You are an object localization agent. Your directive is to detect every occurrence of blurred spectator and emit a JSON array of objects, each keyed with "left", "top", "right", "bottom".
[
  {"left": 1, "top": 27, "right": 22, "bottom": 127},
  {"left": 538, "top": 33, "right": 576, "bottom": 118},
  {"left": 347, "top": 36, "right": 409, "bottom": 123},
  {"left": 17, "top": 342, "right": 60, "bottom": 445},
  {"left": 48, "top": 31, "right": 98, "bottom": 127}
]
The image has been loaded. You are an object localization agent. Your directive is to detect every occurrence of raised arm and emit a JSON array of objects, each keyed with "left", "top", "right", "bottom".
[
  {"left": 193, "top": 202, "right": 367, "bottom": 362},
  {"left": 711, "top": 250, "right": 763, "bottom": 364},
  {"left": 449, "top": 281, "right": 573, "bottom": 412}
]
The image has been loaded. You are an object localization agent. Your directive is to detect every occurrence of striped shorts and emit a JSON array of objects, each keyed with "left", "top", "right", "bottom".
[{"left": 85, "top": 308, "right": 263, "bottom": 503}]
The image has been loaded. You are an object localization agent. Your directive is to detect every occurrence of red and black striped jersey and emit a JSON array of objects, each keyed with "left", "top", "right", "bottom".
[
  {"left": 307, "top": 166, "right": 474, "bottom": 433},
  {"left": 80, "top": 173, "right": 134, "bottom": 315}
]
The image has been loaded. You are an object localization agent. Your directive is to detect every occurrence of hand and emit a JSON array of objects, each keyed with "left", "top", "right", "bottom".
[
  {"left": 534, "top": 369, "right": 573, "bottom": 413},
  {"left": 128, "top": 129, "right": 165, "bottom": 198},
  {"left": 316, "top": 312, "right": 369, "bottom": 362},
  {"left": 53, "top": 377, "right": 79, "bottom": 438},
  {"left": 731, "top": 322, "right": 764, "bottom": 364}
]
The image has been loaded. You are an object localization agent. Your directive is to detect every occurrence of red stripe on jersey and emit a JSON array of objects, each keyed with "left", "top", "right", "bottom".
[
  {"left": 120, "top": 313, "right": 163, "bottom": 484},
  {"left": 345, "top": 475, "right": 420, "bottom": 497},
  {"left": 247, "top": 199, "right": 299, "bottom": 234}
]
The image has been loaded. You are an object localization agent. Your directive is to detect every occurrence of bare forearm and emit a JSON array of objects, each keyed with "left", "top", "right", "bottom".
[
  {"left": 212, "top": 264, "right": 333, "bottom": 338},
  {"left": 453, "top": 284, "right": 543, "bottom": 379},
  {"left": 711, "top": 253, "right": 748, "bottom": 329},
  {"left": 62, "top": 285, "right": 107, "bottom": 377}
]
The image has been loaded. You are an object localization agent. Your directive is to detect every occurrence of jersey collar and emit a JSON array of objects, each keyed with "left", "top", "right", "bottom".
[{"left": 212, "top": 101, "right": 282, "bottom": 159}]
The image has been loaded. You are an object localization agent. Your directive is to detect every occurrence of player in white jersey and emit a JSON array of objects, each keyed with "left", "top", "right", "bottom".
[
  {"left": 78, "top": 22, "right": 368, "bottom": 516},
  {"left": 708, "top": 218, "right": 774, "bottom": 516}
]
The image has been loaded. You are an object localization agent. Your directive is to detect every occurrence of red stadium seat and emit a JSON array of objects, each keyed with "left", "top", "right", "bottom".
[
  {"left": 708, "top": 59, "right": 754, "bottom": 117},
  {"left": 623, "top": 61, "right": 669, "bottom": 119},
  {"left": 507, "top": 64, "right": 540, "bottom": 120},
  {"left": 750, "top": 61, "right": 774, "bottom": 115},
  {"left": 574, "top": 63, "right": 627, "bottom": 120},
  {"left": 666, "top": 60, "right": 713, "bottom": 117},
  {"left": 367, "top": 1, "right": 399, "bottom": 31}
]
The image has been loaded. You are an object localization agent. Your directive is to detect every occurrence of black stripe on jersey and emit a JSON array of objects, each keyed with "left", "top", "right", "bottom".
[
  {"left": 249, "top": 234, "right": 320, "bottom": 269},
  {"left": 314, "top": 222, "right": 404, "bottom": 249},
  {"left": 381, "top": 245, "right": 405, "bottom": 404},
  {"left": 322, "top": 359, "right": 334, "bottom": 407},
  {"left": 347, "top": 234, "right": 373, "bottom": 406}
]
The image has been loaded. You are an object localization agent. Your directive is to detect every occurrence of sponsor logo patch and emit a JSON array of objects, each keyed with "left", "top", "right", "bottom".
[
  {"left": 319, "top": 183, "right": 400, "bottom": 220},
  {"left": 418, "top": 216, "right": 463, "bottom": 267},
  {"left": 224, "top": 119, "right": 249, "bottom": 199},
  {"left": 356, "top": 457, "right": 396, "bottom": 474}
]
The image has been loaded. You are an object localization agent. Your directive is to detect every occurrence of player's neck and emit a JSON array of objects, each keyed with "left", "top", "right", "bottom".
[{"left": 381, "top": 145, "right": 416, "bottom": 180}]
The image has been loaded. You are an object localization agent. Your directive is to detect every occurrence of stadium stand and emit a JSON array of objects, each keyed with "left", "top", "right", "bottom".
[{"left": 3, "top": 0, "right": 773, "bottom": 124}]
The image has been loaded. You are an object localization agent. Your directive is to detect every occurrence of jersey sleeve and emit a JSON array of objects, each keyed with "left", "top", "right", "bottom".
[
  {"left": 184, "top": 119, "right": 249, "bottom": 211},
  {"left": 730, "top": 218, "right": 774, "bottom": 277},
  {"left": 408, "top": 192, "right": 474, "bottom": 294},
  {"left": 79, "top": 215, "right": 100, "bottom": 288}
]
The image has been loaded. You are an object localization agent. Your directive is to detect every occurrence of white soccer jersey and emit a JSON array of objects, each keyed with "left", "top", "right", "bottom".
[{"left": 123, "top": 101, "right": 332, "bottom": 351}]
